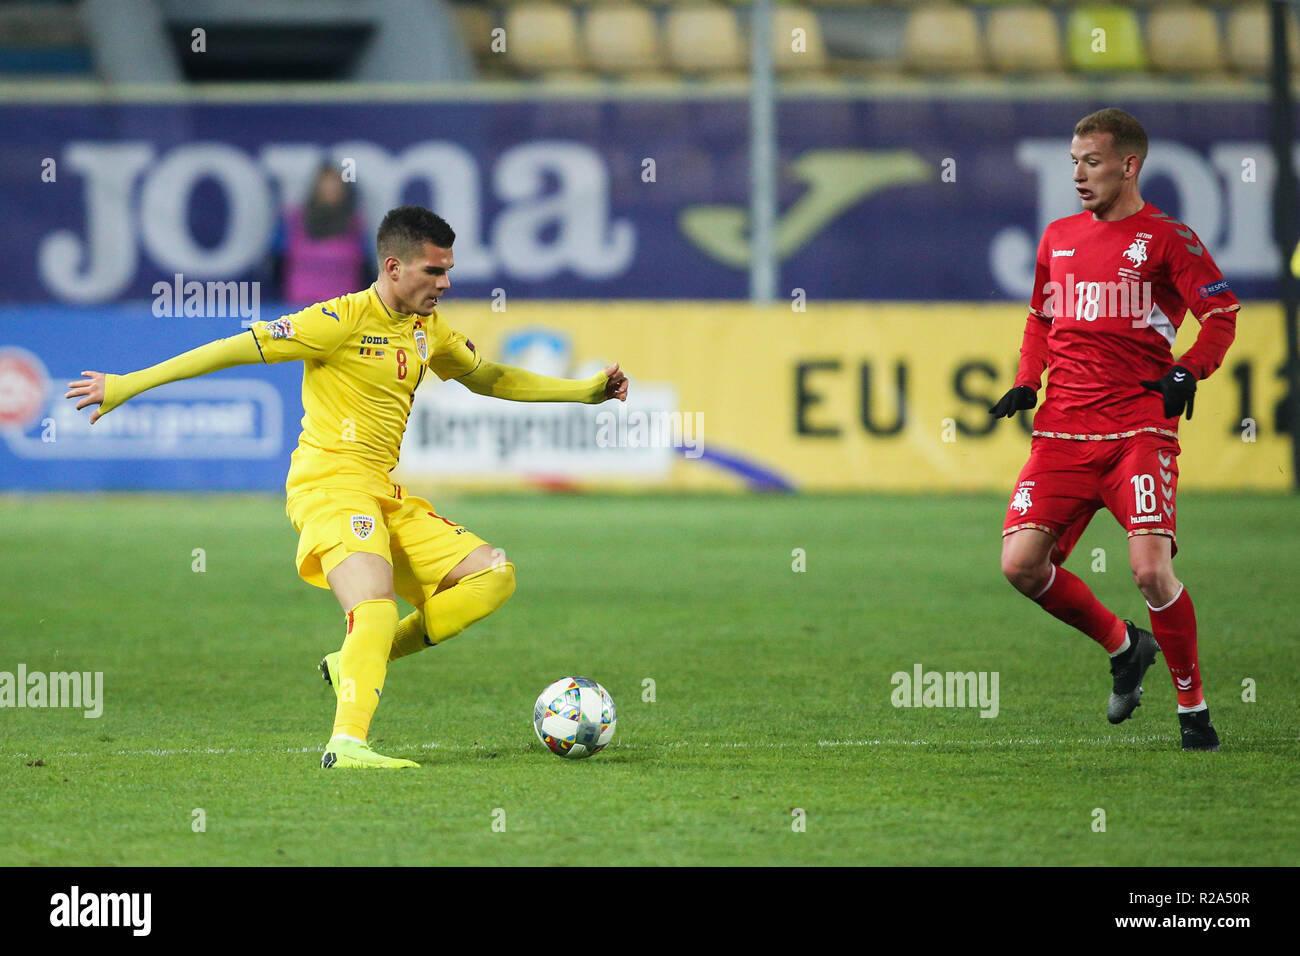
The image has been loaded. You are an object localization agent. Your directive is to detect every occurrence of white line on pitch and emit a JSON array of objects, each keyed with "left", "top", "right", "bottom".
[{"left": 9, "top": 734, "right": 1217, "bottom": 760}]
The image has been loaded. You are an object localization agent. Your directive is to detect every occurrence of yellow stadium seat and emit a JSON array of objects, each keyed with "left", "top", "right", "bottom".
[
  {"left": 1066, "top": 4, "right": 1145, "bottom": 74},
  {"left": 1226, "top": 6, "right": 1300, "bottom": 76},
  {"left": 901, "top": 4, "right": 986, "bottom": 76},
  {"left": 986, "top": 6, "right": 1065, "bottom": 75},
  {"left": 665, "top": 3, "right": 746, "bottom": 76},
  {"left": 584, "top": 4, "right": 663, "bottom": 75},
  {"left": 1147, "top": 6, "right": 1222, "bottom": 76},
  {"left": 772, "top": 6, "right": 827, "bottom": 75},
  {"left": 504, "top": 2, "right": 584, "bottom": 74},
  {"left": 452, "top": 4, "right": 495, "bottom": 60}
]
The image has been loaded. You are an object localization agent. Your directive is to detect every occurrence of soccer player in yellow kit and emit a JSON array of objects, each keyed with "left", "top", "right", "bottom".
[{"left": 66, "top": 206, "right": 629, "bottom": 769}]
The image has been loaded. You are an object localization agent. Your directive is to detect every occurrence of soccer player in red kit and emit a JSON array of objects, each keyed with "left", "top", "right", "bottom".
[{"left": 991, "top": 108, "right": 1237, "bottom": 751}]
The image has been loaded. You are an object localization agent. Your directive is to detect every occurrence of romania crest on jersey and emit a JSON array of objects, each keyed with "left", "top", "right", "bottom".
[
  {"left": 266, "top": 317, "right": 294, "bottom": 340},
  {"left": 351, "top": 515, "right": 375, "bottom": 540},
  {"left": 413, "top": 328, "right": 428, "bottom": 362}
]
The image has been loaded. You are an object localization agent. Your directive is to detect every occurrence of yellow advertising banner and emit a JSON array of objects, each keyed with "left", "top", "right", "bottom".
[{"left": 394, "top": 302, "right": 1291, "bottom": 492}]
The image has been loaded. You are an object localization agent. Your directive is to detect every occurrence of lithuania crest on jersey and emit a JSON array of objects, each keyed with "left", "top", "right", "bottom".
[
  {"left": 1122, "top": 237, "right": 1148, "bottom": 268},
  {"left": 1010, "top": 486, "right": 1032, "bottom": 515},
  {"left": 413, "top": 328, "right": 428, "bottom": 363}
]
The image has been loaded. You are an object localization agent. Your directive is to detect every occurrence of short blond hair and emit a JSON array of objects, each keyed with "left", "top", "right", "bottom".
[{"left": 1074, "top": 108, "right": 1148, "bottom": 166}]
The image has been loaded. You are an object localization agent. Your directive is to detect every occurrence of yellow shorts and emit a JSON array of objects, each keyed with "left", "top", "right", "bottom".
[{"left": 286, "top": 483, "right": 488, "bottom": 606}]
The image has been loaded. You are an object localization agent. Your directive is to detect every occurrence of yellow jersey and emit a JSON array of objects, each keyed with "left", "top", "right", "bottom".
[{"left": 247, "top": 284, "right": 480, "bottom": 498}]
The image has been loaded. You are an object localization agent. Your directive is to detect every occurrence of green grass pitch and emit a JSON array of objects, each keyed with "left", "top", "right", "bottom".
[{"left": 1, "top": 491, "right": 1297, "bottom": 866}]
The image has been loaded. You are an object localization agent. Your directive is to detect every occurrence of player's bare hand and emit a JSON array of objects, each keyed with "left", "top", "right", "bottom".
[
  {"left": 65, "top": 371, "right": 107, "bottom": 423},
  {"left": 603, "top": 363, "right": 628, "bottom": 402}
]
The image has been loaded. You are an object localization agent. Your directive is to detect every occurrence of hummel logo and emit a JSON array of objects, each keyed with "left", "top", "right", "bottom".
[
  {"left": 1176, "top": 676, "right": 1193, "bottom": 690},
  {"left": 1052, "top": 248, "right": 1075, "bottom": 257},
  {"left": 1158, "top": 453, "right": 1172, "bottom": 467},
  {"left": 1173, "top": 371, "right": 1186, "bottom": 382}
]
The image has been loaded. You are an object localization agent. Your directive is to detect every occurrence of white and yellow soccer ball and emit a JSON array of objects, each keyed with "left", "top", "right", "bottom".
[{"left": 533, "top": 677, "right": 616, "bottom": 759}]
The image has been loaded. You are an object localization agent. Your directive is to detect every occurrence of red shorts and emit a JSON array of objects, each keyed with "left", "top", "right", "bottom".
[{"left": 1002, "top": 433, "right": 1179, "bottom": 564}]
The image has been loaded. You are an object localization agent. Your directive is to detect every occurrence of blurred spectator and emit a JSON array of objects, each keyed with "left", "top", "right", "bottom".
[{"left": 272, "top": 164, "right": 371, "bottom": 305}]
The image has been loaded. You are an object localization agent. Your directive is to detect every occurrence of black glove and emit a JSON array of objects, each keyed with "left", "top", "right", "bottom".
[
  {"left": 989, "top": 386, "right": 1038, "bottom": 419},
  {"left": 1140, "top": 364, "right": 1196, "bottom": 420}
]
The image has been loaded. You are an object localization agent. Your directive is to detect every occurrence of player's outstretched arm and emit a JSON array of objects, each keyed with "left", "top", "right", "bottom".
[
  {"left": 65, "top": 331, "right": 264, "bottom": 423},
  {"left": 458, "top": 360, "right": 628, "bottom": 404}
]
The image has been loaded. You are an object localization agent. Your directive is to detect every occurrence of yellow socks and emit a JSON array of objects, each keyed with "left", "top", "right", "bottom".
[
  {"left": 426, "top": 563, "right": 516, "bottom": 643},
  {"left": 389, "top": 609, "right": 428, "bottom": 661},
  {"left": 332, "top": 598, "right": 399, "bottom": 741},
  {"left": 328, "top": 570, "right": 515, "bottom": 742},
  {"left": 387, "top": 563, "right": 516, "bottom": 661}
]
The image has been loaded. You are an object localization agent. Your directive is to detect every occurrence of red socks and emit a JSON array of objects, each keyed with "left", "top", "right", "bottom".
[
  {"left": 1027, "top": 566, "right": 1205, "bottom": 709},
  {"left": 1148, "top": 585, "right": 1203, "bottom": 709},
  {"left": 1032, "top": 565, "right": 1128, "bottom": 653}
]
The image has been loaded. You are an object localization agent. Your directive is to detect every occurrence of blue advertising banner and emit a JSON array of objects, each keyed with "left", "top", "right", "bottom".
[
  {"left": 0, "top": 306, "right": 297, "bottom": 490},
  {"left": 0, "top": 94, "right": 1292, "bottom": 303}
]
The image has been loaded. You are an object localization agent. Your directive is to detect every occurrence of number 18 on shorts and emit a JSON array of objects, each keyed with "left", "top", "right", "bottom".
[{"left": 1002, "top": 434, "right": 1180, "bottom": 562}]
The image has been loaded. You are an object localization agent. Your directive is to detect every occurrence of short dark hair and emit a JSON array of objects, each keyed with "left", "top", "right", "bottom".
[
  {"left": 376, "top": 206, "right": 455, "bottom": 262},
  {"left": 1074, "top": 108, "right": 1148, "bottom": 166}
]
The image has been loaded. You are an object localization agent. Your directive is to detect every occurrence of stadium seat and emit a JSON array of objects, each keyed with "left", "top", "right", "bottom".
[
  {"left": 900, "top": 4, "right": 985, "bottom": 76},
  {"left": 1146, "top": 6, "right": 1222, "bottom": 76},
  {"left": 503, "top": 2, "right": 584, "bottom": 75},
  {"left": 452, "top": 3, "right": 495, "bottom": 61},
  {"left": 985, "top": 6, "right": 1065, "bottom": 76},
  {"left": 772, "top": 5, "right": 828, "bottom": 75},
  {"left": 1226, "top": 5, "right": 1300, "bottom": 76},
  {"left": 1066, "top": 4, "right": 1145, "bottom": 74},
  {"left": 664, "top": 3, "right": 746, "bottom": 76},
  {"left": 584, "top": 4, "right": 663, "bottom": 75}
]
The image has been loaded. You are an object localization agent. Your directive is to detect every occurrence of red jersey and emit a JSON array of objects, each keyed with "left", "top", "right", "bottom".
[{"left": 1015, "top": 202, "right": 1238, "bottom": 440}]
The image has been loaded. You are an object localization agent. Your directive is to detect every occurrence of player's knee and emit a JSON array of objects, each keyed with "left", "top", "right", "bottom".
[
  {"left": 448, "top": 544, "right": 503, "bottom": 582},
  {"left": 421, "top": 559, "right": 516, "bottom": 644},
  {"left": 488, "top": 560, "right": 516, "bottom": 610},
  {"left": 1130, "top": 556, "right": 1160, "bottom": 587},
  {"left": 1001, "top": 555, "right": 1049, "bottom": 596},
  {"left": 1131, "top": 564, "right": 1174, "bottom": 601}
]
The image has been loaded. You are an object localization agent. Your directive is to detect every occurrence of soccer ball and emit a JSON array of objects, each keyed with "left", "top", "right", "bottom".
[{"left": 533, "top": 677, "right": 616, "bottom": 759}]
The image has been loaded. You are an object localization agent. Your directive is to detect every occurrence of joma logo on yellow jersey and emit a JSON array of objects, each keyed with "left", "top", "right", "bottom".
[{"left": 361, "top": 335, "right": 389, "bottom": 345}]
